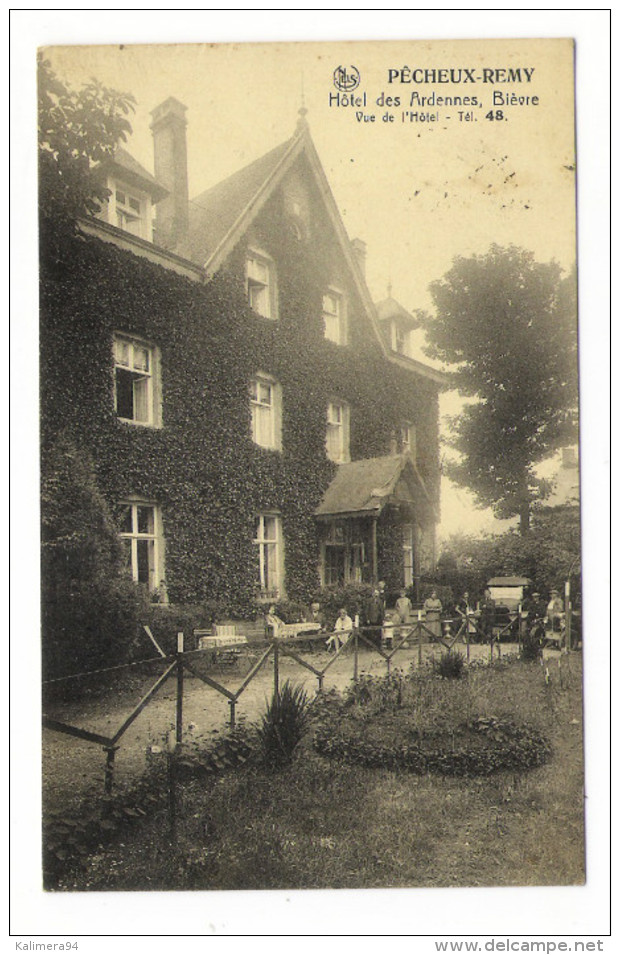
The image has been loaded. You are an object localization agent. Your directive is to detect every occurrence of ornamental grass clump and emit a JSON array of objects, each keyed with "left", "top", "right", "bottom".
[
  {"left": 258, "top": 680, "right": 310, "bottom": 768},
  {"left": 435, "top": 650, "right": 466, "bottom": 680}
]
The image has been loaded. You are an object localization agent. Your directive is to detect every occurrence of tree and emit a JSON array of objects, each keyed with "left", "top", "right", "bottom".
[
  {"left": 41, "top": 435, "right": 148, "bottom": 678},
  {"left": 438, "top": 505, "right": 581, "bottom": 598},
  {"left": 422, "top": 245, "right": 578, "bottom": 534},
  {"left": 38, "top": 54, "right": 135, "bottom": 235}
]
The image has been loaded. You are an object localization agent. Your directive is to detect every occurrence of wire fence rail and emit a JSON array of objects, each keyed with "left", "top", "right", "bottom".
[{"left": 42, "top": 609, "right": 575, "bottom": 794}]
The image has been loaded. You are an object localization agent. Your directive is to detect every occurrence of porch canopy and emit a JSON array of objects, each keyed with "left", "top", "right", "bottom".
[
  {"left": 315, "top": 453, "right": 436, "bottom": 523},
  {"left": 315, "top": 454, "right": 436, "bottom": 584}
]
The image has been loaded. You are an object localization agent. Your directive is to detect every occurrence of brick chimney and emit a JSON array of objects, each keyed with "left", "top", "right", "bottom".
[
  {"left": 150, "top": 97, "right": 189, "bottom": 249},
  {"left": 351, "top": 237, "right": 367, "bottom": 277}
]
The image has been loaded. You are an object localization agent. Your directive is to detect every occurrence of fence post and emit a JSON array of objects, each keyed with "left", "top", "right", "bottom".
[
  {"left": 104, "top": 746, "right": 118, "bottom": 794},
  {"left": 167, "top": 729, "right": 177, "bottom": 842},
  {"left": 228, "top": 699, "right": 236, "bottom": 729},
  {"left": 417, "top": 615, "right": 423, "bottom": 667},
  {"left": 466, "top": 616, "right": 470, "bottom": 661},
  {"left": 564, "top": 580, "right": 572, "bottom": 651},
  {"left": 273, "top": 640, "right": 280, "bottom": 700},
  {"left": 176, "top": 632, "right": 184, "bottom": 746},
  {"left": 353, "top": 627, "right": 359, "bottom": 682}
]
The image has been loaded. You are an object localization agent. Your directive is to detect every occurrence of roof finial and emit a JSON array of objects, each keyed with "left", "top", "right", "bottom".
[{"left": 297, "top": 72, "right": 308, "bottom": 130}]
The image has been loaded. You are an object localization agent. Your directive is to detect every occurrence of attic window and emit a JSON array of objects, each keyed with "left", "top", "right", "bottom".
[
  {"left": 393, "top": 322, "right": 410, "bottom": 356},
  {"left": 323, "top": 288, "right": 348, "bottom": 345},
  {"left": 115, "top": 189, "right": 145, "bottom": 237},
  {"left": 246, "top": 249, "right": 278, "bottom": 320}
]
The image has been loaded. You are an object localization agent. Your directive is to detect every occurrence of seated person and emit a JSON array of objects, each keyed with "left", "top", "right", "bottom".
[{"left": 326, "top": 608, "right": 353, "bottom": 652}]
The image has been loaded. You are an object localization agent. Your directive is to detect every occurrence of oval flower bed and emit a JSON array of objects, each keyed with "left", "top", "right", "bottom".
[{"left": 313, "top": 714, "right": 551, "bottom": 777}]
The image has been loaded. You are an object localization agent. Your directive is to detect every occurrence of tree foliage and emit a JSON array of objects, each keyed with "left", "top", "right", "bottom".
[
  {"left": 437, "top": 505, "right": 581, "bottom": 599},
  {"left": 422, "top": 245, "right": 578, "bottom": 533},
  {"left": 41, "top": 435, "right": 149, "bottom": 678},
  {"left": 38, "top": 54, "right": 135, "bottom": 230}
]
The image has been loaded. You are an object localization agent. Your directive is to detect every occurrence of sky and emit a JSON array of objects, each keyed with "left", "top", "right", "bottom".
[{"left": 43, "top": 39, "right": 577, "bottom": 542}]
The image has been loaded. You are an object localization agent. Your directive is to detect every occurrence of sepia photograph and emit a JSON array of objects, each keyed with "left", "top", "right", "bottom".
[{"left": 10, "top": 10, "right": 611, "bottom": 940}]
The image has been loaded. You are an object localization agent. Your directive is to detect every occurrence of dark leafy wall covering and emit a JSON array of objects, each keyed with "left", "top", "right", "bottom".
[{"left": 41, "top": 161, "right": 440, "bottom": 613}]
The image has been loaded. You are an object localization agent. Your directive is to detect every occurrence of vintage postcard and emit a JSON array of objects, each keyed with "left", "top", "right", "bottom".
[{"left": 34, "top": 33, "right": 593, "bottom": 921}]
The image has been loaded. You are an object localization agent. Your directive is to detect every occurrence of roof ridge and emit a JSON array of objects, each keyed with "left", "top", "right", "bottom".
[{"left": 188, "top": 137, "right": 295, "bottom": 210}]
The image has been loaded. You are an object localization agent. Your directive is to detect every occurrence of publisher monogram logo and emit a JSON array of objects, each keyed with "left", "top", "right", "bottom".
[{"left": 333, "top": 65, "right": 360, "bottom": 92}]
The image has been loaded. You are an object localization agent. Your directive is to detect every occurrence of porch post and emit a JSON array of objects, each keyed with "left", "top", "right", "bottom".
[{"left": 371, "top": 516, "right": 378, "bottom": 584}]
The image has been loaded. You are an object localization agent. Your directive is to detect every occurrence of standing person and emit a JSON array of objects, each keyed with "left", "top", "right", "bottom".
[
  {"left": 456, "top": 591, "right": 476, "bottom": 638},
  {"left": 547, "top": 589, "right": 565, "bottom": 635},
  {"left": 525, "top": 591, "right": 547, "bottom": 644},
  {"left": 366, "top": 588, "right": 384, "bottom": 631},
  {"left": 479, "top": 588, "right": 496, "bottom": 641},
  {"left": 423, "top": 589, "right": 443, "bottom": 638},
  {"left": 395, "top": 588, "right": 413, "bottom": 625},
  {"left": 377, "top": 580, "right": 387, "bottom": 614},
  {"left": 326, "top": 608, "right": 353, "bottom": 652}
]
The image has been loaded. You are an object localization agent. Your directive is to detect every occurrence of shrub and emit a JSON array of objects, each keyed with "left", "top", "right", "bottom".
[
  {"left": 344, "top": 672, "right": 405, "bottom": 712},
  {"left": 269, "top": 599, "right": 309, "bottom": 624},
  {"left": 434, "top": 650, "right": 466, "bottom": 680},
  {"left": 257, "top": 680, "right": 310, "bottom": 768},
  {"left": 314, "top": 716, "right": 551, "bottom": 777}
]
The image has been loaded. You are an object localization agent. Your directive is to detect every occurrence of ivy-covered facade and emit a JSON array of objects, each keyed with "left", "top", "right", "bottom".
[{"left": 41, "top": 101, "right": 443, "bottom": 615}]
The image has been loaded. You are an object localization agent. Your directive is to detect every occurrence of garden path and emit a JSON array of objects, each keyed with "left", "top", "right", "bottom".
[{"left": 43, "top": 640, "right": 535, "bottom": 811}]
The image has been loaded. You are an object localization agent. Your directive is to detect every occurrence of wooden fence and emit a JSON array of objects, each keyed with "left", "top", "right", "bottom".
[{"left": 43, "top": 608, "right": 571, "bottom": 794}]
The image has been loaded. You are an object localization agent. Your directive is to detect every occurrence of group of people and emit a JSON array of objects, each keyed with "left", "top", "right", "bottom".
[{"left": 274, "top": 582, "right": 566, "bottom": 654}]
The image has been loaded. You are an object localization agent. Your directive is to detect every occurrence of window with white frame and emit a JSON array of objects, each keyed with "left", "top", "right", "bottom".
[
  {"left": 254, "top": 513, "right": 283, "bottom": 600},
  {"left": 401, "top": 422, "right": 417, "bottom": 460},
  {"left": 246, "top": 249, "right": 277, "bottom": 319},
  {"left": 250, "top": 374, "right": 282, "bottom": 450},
  {"left": 115, "top": 188, "right": 145, "bottom": 237},
  {"left": 114, "top": 334, "right": 161, "bottom": 426},
  {"left": 322, "top": 289, "right": 347, "bottom": 345},
  {"left": 326, "top": 400, "right": 350, "bottom": 463},
  {"left": 393, "top": 323, "right": 409, "bottom": 356},
  {"left": 119, "top": 501, "right": 164, "bottom": 592}
]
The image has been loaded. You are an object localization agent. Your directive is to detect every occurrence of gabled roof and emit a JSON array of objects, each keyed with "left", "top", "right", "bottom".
[
  {"left": 99, "top": 147, "right": 169, "bottom": 204},
  {"left": 175, "top": 138, "right": 295, "bottom": 265},
  {"left": 316, "top": 453, "right": 436, "bottom": 520},
  {"left": 171, "top": 121, "right": 445, "bottom": 385},
  {"left": 376, "top": 295, "right": 420, "bottom": 329}
]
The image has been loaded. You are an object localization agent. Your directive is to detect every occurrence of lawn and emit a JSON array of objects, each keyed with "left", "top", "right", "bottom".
[{"left": 48, "top": 652, "right": 585, "bottom": 891}]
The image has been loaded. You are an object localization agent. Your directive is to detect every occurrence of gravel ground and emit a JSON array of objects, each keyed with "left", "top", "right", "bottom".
[{"left": 43, "top": 639, "right": 534, "bottom": 810}]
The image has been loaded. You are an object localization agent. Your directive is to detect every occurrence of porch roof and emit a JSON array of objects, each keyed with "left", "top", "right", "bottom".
[{"left": 315, "top": 453, "right": 436, "bottom": 520}]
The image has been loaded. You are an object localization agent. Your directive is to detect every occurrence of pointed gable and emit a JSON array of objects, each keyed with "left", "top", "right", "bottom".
[{"left": 168, "top": 120, "right": 390, "bottom": 353}]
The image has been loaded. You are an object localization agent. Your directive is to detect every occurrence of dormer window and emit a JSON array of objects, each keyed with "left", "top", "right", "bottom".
[
  {"left": 323, "top": 288, "right": 348, "bottom": 345},
  {"left": 393, "top": 322, "right": 410, "bottom": 357},
  {"left": 246, "top": 249, "right": 278, "bottom": 320},
  {"left": 102, "top": 178, "right": 154, "bottom": 241},
  {"left": 115, "top": 189, "right": 144, "bottom": 237}
]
